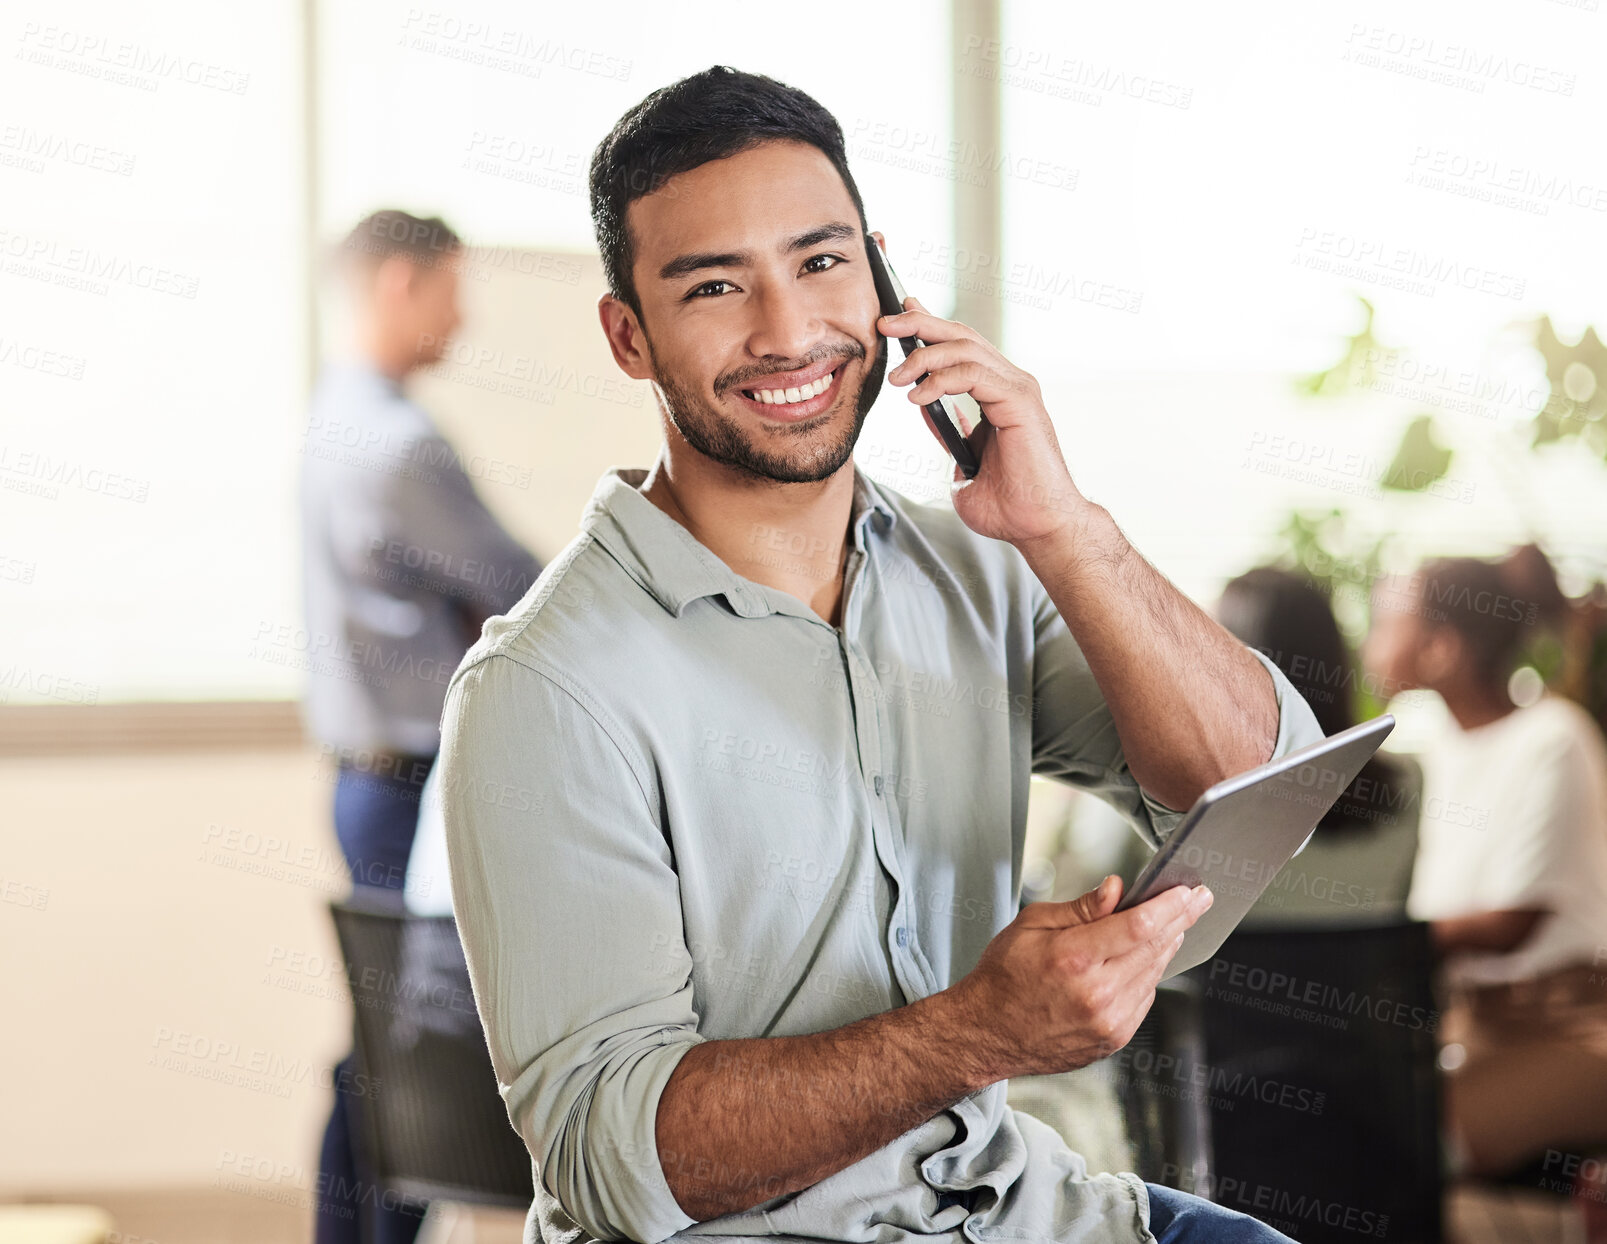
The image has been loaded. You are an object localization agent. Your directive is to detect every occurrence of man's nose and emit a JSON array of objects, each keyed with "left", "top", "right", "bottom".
[{"left": 745, "top": 284, "right": 821, "bottom": 362}]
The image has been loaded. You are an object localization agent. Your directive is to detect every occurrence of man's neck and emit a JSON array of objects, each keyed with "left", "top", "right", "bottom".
[
  {"left": 637, "top": 449, "right": 857, "bottom": 628},
  {"left": 352, "top": 329, "right": 415, "bottom": 384},
  {"left": 1439, "top": 680, "right": 1517, "bottom": 732}
]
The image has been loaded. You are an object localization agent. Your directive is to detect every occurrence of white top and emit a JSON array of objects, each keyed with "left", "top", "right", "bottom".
[
  {"left": 1407, "top": 693, "right": 1607, "bottom": 987},
  {"left": 403, "top": 763, "right": 455, "bottom": 917}
]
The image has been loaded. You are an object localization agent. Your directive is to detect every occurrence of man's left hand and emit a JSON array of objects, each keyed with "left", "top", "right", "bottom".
[{"left": 880, "top": 296, "right": 1087, "bottom": 549}]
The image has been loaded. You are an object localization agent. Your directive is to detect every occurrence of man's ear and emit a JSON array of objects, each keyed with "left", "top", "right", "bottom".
[
  {"left": 869, "top": 229, "right": 886, "bottom": 255},
  {"left": 598, "top": 293, "right": 653, "bottom": 381},
  {"left": 373, "top": 253, "right": 414, "bottom": 304}
]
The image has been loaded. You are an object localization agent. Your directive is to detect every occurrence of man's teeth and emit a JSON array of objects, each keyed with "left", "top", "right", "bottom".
[{"left": 749, "top": 371, "right": 835, "bottom": 405}]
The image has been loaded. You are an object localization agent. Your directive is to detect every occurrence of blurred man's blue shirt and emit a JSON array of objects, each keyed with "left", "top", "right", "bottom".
[
  {"left": 298, "top": 358, "right": 540, "bottom": 755},
  {"left": 436, "top": 464, "right": 1324, "bottom": 1244}
]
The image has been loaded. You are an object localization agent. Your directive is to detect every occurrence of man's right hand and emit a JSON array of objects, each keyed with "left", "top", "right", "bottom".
[
  {"left": 944, "top": 875, "right": 1213, "bottom": 1080},
  {"left": 651, "top": 873, "right": 1209, "bottom": 1223}
]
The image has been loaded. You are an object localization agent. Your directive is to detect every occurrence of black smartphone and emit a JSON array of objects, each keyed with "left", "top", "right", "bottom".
[{"left": 865, "top": 233, "right": 986, "bottom": 479}]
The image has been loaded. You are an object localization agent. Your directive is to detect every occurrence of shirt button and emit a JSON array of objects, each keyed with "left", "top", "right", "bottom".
[
  {"left": 873, "top": 775, "right": 884, "bottom": 796},
  {"left": 896, "top": 926, "right": 909, "bottom": 948}
]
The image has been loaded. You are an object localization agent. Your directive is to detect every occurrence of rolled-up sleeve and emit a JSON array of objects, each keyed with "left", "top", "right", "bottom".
[
  {"left": 1028, "top": 580, "right": 1326, "bottom": 849},
  {"left": 439, "top": 650, "right": 702, "bottom": 1244}
]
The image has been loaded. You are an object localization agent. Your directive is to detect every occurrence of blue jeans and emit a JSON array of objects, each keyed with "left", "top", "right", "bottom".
[
  {"left": 1146, "top": 1183, "right": 1301, "bottom": 1242},
  {"left": 315, "top": 755, "right": 435, "bottom": 1244},
  {"left": 331, "top": 755, "right": 434, "bottom": 891}
]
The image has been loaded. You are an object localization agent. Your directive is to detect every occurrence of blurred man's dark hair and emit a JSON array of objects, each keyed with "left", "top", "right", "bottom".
[
  {"left": 588, "top": 65, "right": 868, "bottom": 319},
  {"left": 336, "top": 209, "right": 462, "bottom": 276},
  {"left": 1219, "top": 566, "right": 1405, "bottom": 831},
  {"left": 1415, "top": 546, "right": 1569, "bottom": 688}
]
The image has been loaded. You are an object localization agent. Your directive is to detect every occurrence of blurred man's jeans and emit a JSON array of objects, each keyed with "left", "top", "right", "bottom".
[
  {"left": 332, "top": 755, "right": 432, "bottom": 891},
  {"left": 315, "top": 755, "right": 434, "bottom": 1244}
]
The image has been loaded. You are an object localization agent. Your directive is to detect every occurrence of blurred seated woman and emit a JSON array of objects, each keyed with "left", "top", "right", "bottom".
[
  {"left": 1215, "top": 566, "right": 1421, "bottom": 927},
  {"left": 1362, "top": 547, "right": 1607, "bottom": 1178}
]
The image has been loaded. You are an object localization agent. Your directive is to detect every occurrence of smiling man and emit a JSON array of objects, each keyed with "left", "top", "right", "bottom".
[{"left": 437, "top": 66, "right": 1323, "bottom": 1244}]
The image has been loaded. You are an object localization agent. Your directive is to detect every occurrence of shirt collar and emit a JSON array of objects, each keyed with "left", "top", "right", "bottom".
[
  {"left": 582, "top": 464, "right": 899, "bottom": 619},
  {"left": 320, "top": 356, "right": 406, "bottom": 400}
]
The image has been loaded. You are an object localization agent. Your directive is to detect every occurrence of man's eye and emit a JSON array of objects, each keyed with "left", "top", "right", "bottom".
[
  {"left": 687, "top": 279, "right": 737, "bottom": 300},
  {"left": 802, "top": 254, "right": 844, "bottom": 275}
]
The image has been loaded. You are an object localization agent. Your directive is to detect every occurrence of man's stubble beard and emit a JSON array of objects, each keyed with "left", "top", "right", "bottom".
[{"left": 645, "top": 333, "right": 889, "bottom": 485}]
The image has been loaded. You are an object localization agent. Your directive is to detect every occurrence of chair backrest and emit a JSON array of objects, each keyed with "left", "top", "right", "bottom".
[
  {"left": 1110, "top": 976, "right": 1214, "bottom": 1193},
  {"left": 1184, "top": 920, "right": 1442, "bottom": 1244},
  {"left": 328, "top": 895, "right": 535, "bottom": 1207}
]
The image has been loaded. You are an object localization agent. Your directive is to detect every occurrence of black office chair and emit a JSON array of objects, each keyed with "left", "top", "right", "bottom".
[
  {"left": 1111, "top": 976, "right": 1214, "bottom": 1195},
  {"left": 1183, "top": 921, "right": 1443, "bottom": 1244},
  {"left": 328, "top": 894, "right": 534, "bottom": 1241}
]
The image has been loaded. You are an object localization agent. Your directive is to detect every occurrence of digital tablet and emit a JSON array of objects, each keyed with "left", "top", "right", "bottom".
[{"left": 1116, "top": 715, "right": 1395, "bottom": 978}]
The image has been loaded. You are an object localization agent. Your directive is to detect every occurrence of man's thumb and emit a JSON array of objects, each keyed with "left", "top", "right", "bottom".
[{"left": 1022, "top": 874, "right": 1122, "bottom": 928}]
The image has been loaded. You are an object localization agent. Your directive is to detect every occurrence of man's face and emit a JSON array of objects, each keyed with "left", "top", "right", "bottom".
[
  {"left": 615, "top": 140, "right": 886, "bottom": 483},
  {"left": 1361, "top": 573, "right": 1432, "bottom": 693},
  {"left": 409, "top": 250, "right": 463, "bottom": 366}
]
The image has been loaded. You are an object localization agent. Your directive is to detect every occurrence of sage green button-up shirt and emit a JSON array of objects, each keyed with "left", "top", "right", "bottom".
[{"left": 438, "top": 465, "right": 1323, "bottom": 1244}]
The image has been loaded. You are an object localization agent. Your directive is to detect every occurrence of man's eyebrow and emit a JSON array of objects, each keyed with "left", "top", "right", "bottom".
[
  {"left": 655, "top": 221, "right": 860, "bottom": 282},
  {"left": 784, "top": 221, "right": 858, "bottom": 251},
  {"left": 658, "top": 249, "right": 747, "bottom": 282}
]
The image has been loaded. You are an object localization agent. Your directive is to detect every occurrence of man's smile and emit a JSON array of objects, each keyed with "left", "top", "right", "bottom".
[
  {"left": 747, "top": 367, "right": 836, "bottom": 406},
  {"left": 728, "top": 359, "right": 849, "bottom": 423}
]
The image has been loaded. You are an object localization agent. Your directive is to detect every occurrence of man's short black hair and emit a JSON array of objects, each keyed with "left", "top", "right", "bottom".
[
  {"left": 588, "top": 65, "right": 869, "bottom": 317},
  {"left": 1415, "top": 550, "right": 1566, "bottom": 685},
  {"left": 337, "top": 209, "right": 462, "bottom": 275}
]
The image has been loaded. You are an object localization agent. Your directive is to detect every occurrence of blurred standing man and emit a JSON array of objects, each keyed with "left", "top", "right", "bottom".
[{"left": 300, "top": 209, "right": 543, "bottom": 1244}]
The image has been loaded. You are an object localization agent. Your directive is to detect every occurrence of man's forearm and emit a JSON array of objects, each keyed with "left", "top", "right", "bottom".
[
  {"left": 1433, "top": 907, "right": 1546, "bottom": 956},
  {"left": 1015, "top": 501, "right": 1278, "bottom": 810},
  {"left": 655, "top": 987, "right": 993, "bottom": 1222}
]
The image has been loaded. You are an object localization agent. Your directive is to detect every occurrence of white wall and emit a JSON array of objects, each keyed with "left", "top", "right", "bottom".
[{"left": 1, "top": 746, "right": 346, "bottom": 1192}]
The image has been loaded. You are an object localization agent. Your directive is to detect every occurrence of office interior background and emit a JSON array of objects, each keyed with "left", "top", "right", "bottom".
[{"left": 3, "top": 0, "right": 1605, "bottom": 1241}]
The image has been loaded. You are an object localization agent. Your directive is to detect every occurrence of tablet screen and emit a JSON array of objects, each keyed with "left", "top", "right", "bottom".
[{"left": 1118, "top": 715, "right": 1395, "bottom": 978}]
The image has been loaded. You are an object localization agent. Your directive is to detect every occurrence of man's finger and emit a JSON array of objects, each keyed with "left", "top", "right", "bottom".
[
  {"left": 877, "top": 302, "right": 983, "bottom": 347},
  {"left": 1081, "top": 884, "right": 1209, "bottom": 961},
  {"left": 1111, "top": 926, "right": 1191, "bottom": 982},
  {"left": 905, "top": 295, "right": 999, "bottom": 349},
  {"left": 888, "top": 340, "right": 1007, "bottom": 387},
  {"left": 1018, "top": 874, "right": 1122, "bottom": 929},
  {"left": 909, "top": 363, "right": 1038, "bottom": 419}
]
